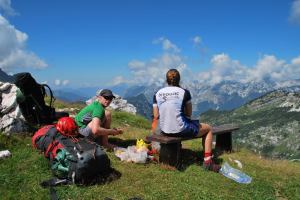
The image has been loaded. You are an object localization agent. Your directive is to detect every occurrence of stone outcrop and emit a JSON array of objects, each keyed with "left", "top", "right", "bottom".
[
  {"left": 0, "top": 81, "right": 28, "bottom": 134},
  {"left": 109, "top": 94, "right": 137, "bottom": 114},
  {"left": 86, "top": 93, "right": 137, "bottom": 115},
  {"left": 1, "top": 85, "right": 137, "bottom": 135}
]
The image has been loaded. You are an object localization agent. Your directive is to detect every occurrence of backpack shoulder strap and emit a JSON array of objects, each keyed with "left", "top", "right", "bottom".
[
  {"left": 41, "top": 84, "right": 56, "bottom": 108},
  {"left": 40, "top": 177, "right": 70, "bottom": 187},
  {"left": 40, "top": 177, "right": 71, "bottom": 200}
]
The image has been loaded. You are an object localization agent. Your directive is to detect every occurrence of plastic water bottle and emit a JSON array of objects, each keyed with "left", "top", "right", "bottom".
[{"left": 219, "top": 162, "right": 252, "bottom": 184}]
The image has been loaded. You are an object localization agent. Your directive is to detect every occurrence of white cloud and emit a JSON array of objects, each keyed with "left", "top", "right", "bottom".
[
  {"left": 117, "top": 50, "right": 300, "bottom": 86},
  {"left": 197, "top": 53, "right": 247, "bottom": 85},
  {"left": 54, "top": 79, "right": 70, "bottom": 86},
  {"left": 62, "top": 80, "right": 69, "bottom": 86},
  {"left": 198, "top": 53, "right": 300, "bottom": 85},
  {"left": 112, "top": 76, "right": 128, "bottom": 85},
  {"left": 248, "top": 55, "right": 286, "bottom": 82},
  {"left": 128, "top": 60, "right": 145, "bottom": 70},
  {"left": 112, "top": 53, "right": 186, "bottom": 86},
  {"left": 54, "top": 79, "right": 61, "bottom": 86},
  {"left": 0, "top": 0, "right": 17, "bottom": 16},
  {"left": 289, "top": 0, "right": 300, "bottom": 24},
  {"left": 285, "top": 55, "right": 300, "bottom": 80},
  {"left": 111, "top": 37, "right": 300, "bottom": 87},
  {"left": 0, "top": 14, "right": 47, "bottom": 71},
  {"left": 111, "top": 37, "right": 186, "bottom": 86},
  {"left": 132, "top": 53, "right": 185, "bottom": 85},
  {"left": 253, "top": 55, "right": 300, "bottom": 82},
  {"left": 0, "top": 49, "right": 47, "bottom": 70},
  {"left": 153, "top": 37, "right": 180, "bottom": 53},
  {"left": 193, "top": 36, "right": 202, "bottom": 45}
]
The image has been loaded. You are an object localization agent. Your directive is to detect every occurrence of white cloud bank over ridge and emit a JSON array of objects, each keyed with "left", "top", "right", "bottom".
[
  {"left": 289, "top": 0, "right": 300, "bottom": 24},
  {"left": 199, "top": 54, "right": 300, "bottom": 85},
  {"left": 0, "top": 14, "right": 47, "bottom": 72},
  {"left": 112, "top": 37, "right": 300, "bottom": 86},
  {"left": 112, "top": 37, "right": 186, "bottom": 86},
  {"left": 112, "top": 53, "right": 187, "bottom": 86}
]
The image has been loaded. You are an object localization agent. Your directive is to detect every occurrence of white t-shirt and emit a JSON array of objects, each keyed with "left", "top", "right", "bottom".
[{"left": 153, "top": 86, "right": 191, "bottom": 134}]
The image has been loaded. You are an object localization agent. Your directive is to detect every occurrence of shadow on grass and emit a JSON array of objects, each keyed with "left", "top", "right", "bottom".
[
  {"left": 41, "top": 167, "right": 122, "bottom": 188},
  {"left": 41, "top": 168, "right": 122, "bottom": 200},
  {"left": 108, "top": 137, "right": 137, "bottom": 148},
  {"left": 176, "top": 148, "right": 224, "bottom": 171},
  {"left": 108, "top": 137, "right": 225, "bottom": 172},
  {"left": 89, "top": 167, "right": 122, "bottom": 185}
]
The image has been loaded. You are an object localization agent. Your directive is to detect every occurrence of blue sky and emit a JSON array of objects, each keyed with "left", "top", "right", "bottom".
[{"left": 0, "top": 0, "right": 300, "bottom": 88}]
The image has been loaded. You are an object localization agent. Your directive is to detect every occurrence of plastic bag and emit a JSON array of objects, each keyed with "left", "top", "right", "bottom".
[
  {"left": 114, "top": 147, "right": 129, "bottom": 162},
  {"left": 128, "top": 146, "right": 148, "bottom": 163},
  {"left": 114, "top": 145, "right": 148, "bottom": 164},
  {"left": 151, "top": 141, "right": 161, "bottom": 152}
]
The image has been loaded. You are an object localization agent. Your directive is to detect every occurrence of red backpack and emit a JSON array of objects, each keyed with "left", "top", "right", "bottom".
[
  {"left": 32, "top": 117, "right": 79, "bottom": 159},
  {"left": 32, "top": 125, "right": 63, "bottom": 159},
  {"left": 32, "top": 118, "right": 111, "bottom": 185}
]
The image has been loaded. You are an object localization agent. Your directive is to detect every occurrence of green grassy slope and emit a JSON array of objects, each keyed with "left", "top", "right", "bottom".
[
  {"left": 201, "top": 91, "right": 300, "bottom": 159},
  {"left": 0, "top": 111, "right": 299, "bottom": 200}
]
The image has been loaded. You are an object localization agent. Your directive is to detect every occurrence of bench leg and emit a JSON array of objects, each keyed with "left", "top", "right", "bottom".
[
  {"left": 215, "top": 132, "right": 232, "bottom": 152},
  {"left": 159, "top": 142, "right": 181, "bottom": 166}
]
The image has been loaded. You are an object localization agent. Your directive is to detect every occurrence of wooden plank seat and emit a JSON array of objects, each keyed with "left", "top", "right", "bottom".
[{"left": 145, "top": 124, "right": 239, "bottom": 166}]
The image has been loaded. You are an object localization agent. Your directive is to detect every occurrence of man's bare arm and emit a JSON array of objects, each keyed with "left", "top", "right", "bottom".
[{"left": 89, "top": 117, "right": 122, "bottom": 136}]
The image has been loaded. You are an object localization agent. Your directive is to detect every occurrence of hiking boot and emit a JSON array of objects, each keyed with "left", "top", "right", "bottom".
[{"left": 202, "top": 161, "right": 221, "bottom": 173}]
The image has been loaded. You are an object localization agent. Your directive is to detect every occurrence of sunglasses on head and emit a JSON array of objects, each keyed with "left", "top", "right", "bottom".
[{"left": 103, "top": 96, "right": 113, "bottom": 100}]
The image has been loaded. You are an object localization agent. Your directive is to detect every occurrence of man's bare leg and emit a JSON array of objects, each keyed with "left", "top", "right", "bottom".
[
  {"left": 98, "top": 110, "right": 116, "bottom": 150},
  {"left": 197, "top": 123, "right": 220, "bottom": 172},
  {"left": 198, "top": 123, "right": 212, "bottom": 153}
]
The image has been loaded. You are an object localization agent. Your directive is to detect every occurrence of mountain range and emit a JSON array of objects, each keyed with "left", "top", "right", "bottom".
[
  {"left": 52, "top": 84, "right": 130, "bottom": 103},
  {"left": 0, "top": 68, "right": 14, "bottom": 83},
  {"left": 1, "top": 68, "right": 300, "bottom": 120},
  {"left": 120, "top": 78, "right": 300, "bottom": 118},
  {"left": 43, "top": 78, "right": 300, "bottom": 122}
]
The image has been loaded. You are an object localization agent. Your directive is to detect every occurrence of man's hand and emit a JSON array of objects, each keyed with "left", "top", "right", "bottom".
[{"left": 112, "top": 128, "right": 123, "bottom": 136}]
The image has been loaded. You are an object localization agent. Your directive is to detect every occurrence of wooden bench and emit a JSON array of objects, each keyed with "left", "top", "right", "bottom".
[{"left": 146, "top": 124, "right": 239, "bottom": 166}]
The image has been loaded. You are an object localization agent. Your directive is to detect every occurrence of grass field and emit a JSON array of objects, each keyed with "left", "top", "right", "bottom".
[{"left": 1, "top": 111, "right": 300, "bottom": 200}]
